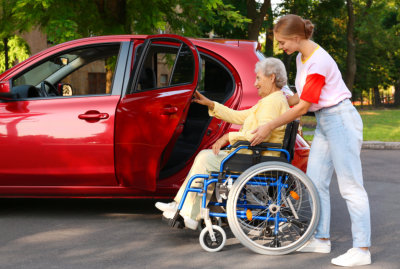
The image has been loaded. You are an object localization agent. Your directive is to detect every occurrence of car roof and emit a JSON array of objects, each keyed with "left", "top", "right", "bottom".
[{"left": 1, "top": 35, "right": 259, "bottom": 78}]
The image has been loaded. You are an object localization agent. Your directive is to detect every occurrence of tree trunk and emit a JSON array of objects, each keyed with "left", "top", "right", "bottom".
[
  {"left": 106, "top": 69, "right": 113, "bottom": 94},
  {"left": 394, "top": 77, "right": 400, "bottom": 106},
  {"left": 345, "top": 0, "right": 356, "bottom": 95},
  {"left": 95, "top": 0, "right": 127, "bottom": 33},
  {"left": 246, "top": 0, "right": 269, "bottom": 41},
  {"left": 283, "top": 53, "right": 295, "bottom": 85},
  {"left": 263, "top": 0, "right": 273, "bottom": 56},
  {"left": 373, "top": 87, "right": 381, "bottom": 107},
  {"left": 3, "top": 37, "right": 9, "bottom": 70}
]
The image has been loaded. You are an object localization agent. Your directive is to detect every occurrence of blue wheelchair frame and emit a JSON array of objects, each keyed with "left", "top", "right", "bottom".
[{"left": 176, "top": 145, "right": 291, "bottom": 235}]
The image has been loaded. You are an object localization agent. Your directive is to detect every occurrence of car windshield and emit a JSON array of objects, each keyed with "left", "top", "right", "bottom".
[{"left": 12, "top": 54, "right": 80, "bottom": 87}]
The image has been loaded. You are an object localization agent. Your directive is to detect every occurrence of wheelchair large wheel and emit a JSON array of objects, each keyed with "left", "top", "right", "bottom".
[{"left": 227, "top": 161, "right": 320, "bottom": 255}]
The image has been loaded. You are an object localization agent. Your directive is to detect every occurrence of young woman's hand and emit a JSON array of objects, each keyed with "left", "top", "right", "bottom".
[
  {"left": 212, "top": 133, "right": 229, "bottom": 155},
  {"left": 192, "top": 90, "right": 214, "bottom": 110},
  {"left": 250, "top": 123, "right": 272, "bottom": 146}
]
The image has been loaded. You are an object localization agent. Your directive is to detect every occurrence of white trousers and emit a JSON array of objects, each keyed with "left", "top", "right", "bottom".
[
  {"left": 308, "top": 99, "right": 371, "bottom": 247},
  {"left": 174, "top": 149, "right": 229, "bottom": 221}
]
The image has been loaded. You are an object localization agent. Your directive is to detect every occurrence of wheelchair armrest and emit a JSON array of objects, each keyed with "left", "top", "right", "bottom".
[{"left": 229, "top": 141, "right": 283, "bottom": 150}]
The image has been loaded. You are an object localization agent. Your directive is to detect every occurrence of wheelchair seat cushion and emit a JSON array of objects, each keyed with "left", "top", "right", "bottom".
[
  {"left": 222, "top": 153, "right": 289, "bottom": 173},
  {"left": 221, "top": 120, "right": 299, "bottom": 173}
]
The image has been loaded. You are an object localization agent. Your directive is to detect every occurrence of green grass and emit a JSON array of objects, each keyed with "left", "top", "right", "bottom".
[{"left": 301, "top": 109, "right": 400, "bottom": 142}]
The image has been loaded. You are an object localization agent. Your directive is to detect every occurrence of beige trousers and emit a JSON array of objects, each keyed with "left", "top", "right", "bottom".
[{"left": 174, "top": 149, "right": 229, "bottom": 221}]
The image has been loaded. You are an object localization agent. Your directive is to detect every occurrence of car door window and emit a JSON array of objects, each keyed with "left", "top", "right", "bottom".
[
  {"left": 134, "top": 42, "right": 194, "bottom": 92},
  {"left": 197, "top": 54, "right": 234, "bottom": 103},
  {"left": 11, "top": 44, "right": 121, "bottom": 98}
]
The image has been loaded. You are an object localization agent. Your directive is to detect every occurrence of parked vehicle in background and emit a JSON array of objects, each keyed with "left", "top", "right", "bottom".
[{"left": 0, "top": 34, "right": 310, "bottom": 198}]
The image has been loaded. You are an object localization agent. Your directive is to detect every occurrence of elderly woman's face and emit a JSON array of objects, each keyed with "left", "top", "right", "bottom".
[{"left": 255, "top": 71, "right": 275, "bottom": 98}]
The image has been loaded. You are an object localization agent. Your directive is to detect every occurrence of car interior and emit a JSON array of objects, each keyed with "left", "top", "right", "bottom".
[
  {"left": 159, "top": 53, "right": 235, "bottom": 179},
  {"left": 129, "top": 42, "right": 235, "bottom": 179}
]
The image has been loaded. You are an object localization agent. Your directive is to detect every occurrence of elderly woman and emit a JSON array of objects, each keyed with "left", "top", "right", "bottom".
[{"left": 155, "top": 57, "right": 290, "bottom": 230}]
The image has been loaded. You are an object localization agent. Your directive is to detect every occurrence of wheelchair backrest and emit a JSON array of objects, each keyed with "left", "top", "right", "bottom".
[{"left": 281, "top": 120, "right": 300, "bottom": 161}]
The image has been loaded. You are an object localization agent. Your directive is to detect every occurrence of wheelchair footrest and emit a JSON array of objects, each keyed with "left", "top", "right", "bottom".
[{"left": 162, "top": 212, "right": 185, "bottom": 229}]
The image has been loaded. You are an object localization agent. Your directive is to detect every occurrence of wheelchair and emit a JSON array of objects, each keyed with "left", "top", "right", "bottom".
[{"left": 167, "top": 121, "right": 320, "bottom": 255}]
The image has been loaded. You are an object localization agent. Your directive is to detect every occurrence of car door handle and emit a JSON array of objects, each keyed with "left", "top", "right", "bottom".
[
  {"left": 162, "top": 106, "right": 178, "bottom": 115},
  {"left": 78, "top": 112, "right": 109, "bottom": 120}
]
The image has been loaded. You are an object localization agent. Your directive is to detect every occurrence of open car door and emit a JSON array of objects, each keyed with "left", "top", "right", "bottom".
[{"left": 115, "top": 34, "right": 200, "bottom": 191}]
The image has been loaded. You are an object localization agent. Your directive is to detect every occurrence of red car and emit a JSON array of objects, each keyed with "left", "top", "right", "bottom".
[{"left": 0, "top": 34, "right": 310, "bottom": 198}]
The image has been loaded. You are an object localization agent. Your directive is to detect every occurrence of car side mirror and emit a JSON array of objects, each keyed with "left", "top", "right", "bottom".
[
  {"left": 58, "top": 83, "right": 73, "bottom": 96},
  {"left": 0, "top": 81, "right": 12, "bottom": 100}
]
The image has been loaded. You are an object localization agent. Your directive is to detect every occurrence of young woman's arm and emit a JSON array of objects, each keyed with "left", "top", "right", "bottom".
[
  {"left": 287, "top": 93, "right": 300, "bottom": 106},
  {"left": 250, "top": 99, "right": 311, "bottom": 146}
]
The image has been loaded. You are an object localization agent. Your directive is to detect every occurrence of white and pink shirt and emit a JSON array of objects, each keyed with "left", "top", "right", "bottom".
[{"left": 295, "top": 46, "right": 351, "bottom": 112}]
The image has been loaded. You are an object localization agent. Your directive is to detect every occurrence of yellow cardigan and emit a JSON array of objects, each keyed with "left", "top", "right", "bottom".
[{"left": 209, "top": 90, "right": 290, "bottom": 156}]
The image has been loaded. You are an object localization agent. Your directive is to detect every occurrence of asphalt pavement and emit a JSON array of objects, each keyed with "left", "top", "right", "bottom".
[{"left": 0, "top": 149, "right": 399, "bottom": 269}]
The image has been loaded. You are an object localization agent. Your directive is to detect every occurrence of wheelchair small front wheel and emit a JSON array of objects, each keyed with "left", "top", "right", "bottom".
[{"left": 199, "top": 225, "right": 226, "bottom": 252}]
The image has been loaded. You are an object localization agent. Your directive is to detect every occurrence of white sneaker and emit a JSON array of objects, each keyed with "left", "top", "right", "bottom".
[
  {"left": 155, "top": 201, "right": 177, "bottom": 212},
  {"left": 297, "top": 237, "right": 331, "bottom": 253},
  {"left": 162, "top": 209, "right": 177, "bottom": 219},
  {"left": 183, "top": 216, "right": 199, "bottom": 230},
  {"left": 331, "top": 248, "right": 371, "bottom": 267}
]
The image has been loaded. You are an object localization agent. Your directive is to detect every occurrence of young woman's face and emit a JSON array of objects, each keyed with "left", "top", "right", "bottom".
[
  {"left": 274, "top": 32, "right": 299, "bottom": 55},
  {"left": 254, "top": 71, "right": 275, "bottom": 98}
]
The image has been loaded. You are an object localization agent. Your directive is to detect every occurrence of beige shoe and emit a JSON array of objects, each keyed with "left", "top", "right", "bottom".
[
  {"left": 155, "top": 201, "right": 177, "bottom": 212},
  {"left": 183, "top": 216, "right": 199, "bottom": 230}
]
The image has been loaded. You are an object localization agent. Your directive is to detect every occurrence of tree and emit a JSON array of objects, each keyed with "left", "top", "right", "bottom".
[
  {"left": 352, "top": 0, "right": 400, "bottom": 106},
  {"left": 0, "top": 35, "right": 29, "bottom": 72},
  {"left": 263, "top": 0, "right": 274, "bottom": 56},
  {"left": 345, "top": 0, "right": 356, "bottom": 94},
  {"left": 197, "top": 1, "right": 270, "bottom": 39},
  {"left": 0, "top": 0, "right": 30, "bottom": 72},
  {"left": 12, "top": 0, "right": 249, "bottom": 44},
  {"left": 247, "top": 0, "right": 270, "bottom": 41},
  {"left": 195, "top": 0, "right": 275, "bottom": 56}
]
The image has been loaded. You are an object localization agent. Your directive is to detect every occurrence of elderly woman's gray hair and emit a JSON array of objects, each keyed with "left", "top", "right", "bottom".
[{"left": 255, "top": 58, "right": 287, "bottom": 88}]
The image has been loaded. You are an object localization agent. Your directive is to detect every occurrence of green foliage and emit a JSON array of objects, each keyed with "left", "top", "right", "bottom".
[
  {"left": 176, "top": 0, "right": 250, "bottom": 37},
  {"left": 269, "top": 0, "right": 400, "bottom": 104},
  {"left": 354, "top": 0, "right": 400, "bottom": 94},
  {"left": 197, "top": 0, "right": 252, "bottom": 39},
  {"left": 0, "top": 35, "right": 30, "bottom": 72},
  {"left": 0, "top": 0, "right": 399, "bottom": 106},
  {"left": 10, "top": 0, "right": 249, "bottom": 43}
]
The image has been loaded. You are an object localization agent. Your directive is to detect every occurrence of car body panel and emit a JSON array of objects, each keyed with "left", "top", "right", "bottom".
[
  {"left": 0, "top": 95, "right": 119, "bottom": 186},
  {"left": 0, "top": 34, "right": 310, "bottom": 198}
]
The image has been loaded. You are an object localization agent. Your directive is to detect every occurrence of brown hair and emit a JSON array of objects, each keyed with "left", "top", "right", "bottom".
[{"left": 274, "top": 14, "right": 314, "bottom": 39}]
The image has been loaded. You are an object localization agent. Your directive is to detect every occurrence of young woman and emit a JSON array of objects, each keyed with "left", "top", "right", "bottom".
[{"left": 250, "top": 14, "right": 371, "bottom": 267}]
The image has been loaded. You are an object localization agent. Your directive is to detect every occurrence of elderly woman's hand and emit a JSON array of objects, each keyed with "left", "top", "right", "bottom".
[
  {"left": 192, "top": 91, "right": 214, "bottom": 110},
  {"left": 250, "top": 123, "right": 273, "bottom": 146},
  {"left": 212, "top": 133, "right": 229, "bottom": 155}
]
